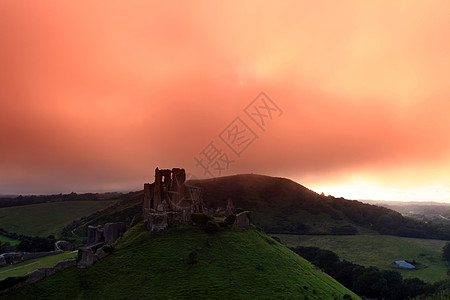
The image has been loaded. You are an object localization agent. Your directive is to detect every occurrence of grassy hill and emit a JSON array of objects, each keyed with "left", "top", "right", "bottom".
[
  {"left": 4, "top": 223, "right": 360, "bottom": 299},
  {"left": 60, "top": 191, "right": 143, "bottom": 238},
  {"left": 275, "top": 234, "right": 447, "bottom": 283},
  {"left": 57, "top": 174, "right": 450, "bottom": 241},
  {"left": 189, "top": 174, "right": 450, "bottom": 239},
  {"left": 0, "top": 200, "right": 118, "bottom": 237}
]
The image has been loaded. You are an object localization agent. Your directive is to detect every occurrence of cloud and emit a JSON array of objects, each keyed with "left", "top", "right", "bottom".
[{"left": 0, "top": 1, "right": 449, "bottom": 199}]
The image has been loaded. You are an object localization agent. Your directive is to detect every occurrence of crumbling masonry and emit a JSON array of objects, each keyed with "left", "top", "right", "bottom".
[
  {"left": 143, "top": 168, "right": 205, "bottom": 231},
  {"left": 143, "top": 167, "right": 251, "bottom": 231}
]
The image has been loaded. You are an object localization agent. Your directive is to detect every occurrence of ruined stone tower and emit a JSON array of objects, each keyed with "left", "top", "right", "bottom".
[
  {"left": 143, "top": 167, "right": 204, "bottom": 231},
  {"left": 143, "top": 167, "right": 248, "bottom": 231}
]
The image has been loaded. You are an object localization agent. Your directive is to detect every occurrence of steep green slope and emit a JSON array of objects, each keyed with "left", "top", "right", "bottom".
[{"left": 4, "top": 224, "right": 360, "bottom": 299}]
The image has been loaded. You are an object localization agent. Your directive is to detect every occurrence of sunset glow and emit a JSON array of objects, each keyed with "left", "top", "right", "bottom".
[{"left": 1, "top": 1, "right": 449, "bottom": 201}]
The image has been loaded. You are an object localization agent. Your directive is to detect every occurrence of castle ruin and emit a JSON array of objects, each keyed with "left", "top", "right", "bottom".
[
  {"left": 143, "top": 167, "right": 251, "bottom": 232},
  {"left": 143, "top": 168, "right": 205, "bottom": 231}
]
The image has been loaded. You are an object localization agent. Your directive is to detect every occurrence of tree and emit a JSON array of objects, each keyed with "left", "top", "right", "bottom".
[
  {"left": 188, "top": 251, "right": 198, "bottom": 265},
  {"left": 443, "top": 242, "right": 450, "bottom": 261}
]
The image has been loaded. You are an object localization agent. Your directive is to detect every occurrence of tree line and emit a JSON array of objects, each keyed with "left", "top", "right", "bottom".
[
  {"left": 291, "top": 245, "right": 450, "bottom": 299},
  {"left": 0, "top": 228, "right": 57, "bottom": 253}
]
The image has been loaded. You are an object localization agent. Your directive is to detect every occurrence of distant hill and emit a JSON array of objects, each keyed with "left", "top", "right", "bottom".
[
  {"left": 362, "top": 200, "right": 450, "bottom": 224},
  {"left": 59, "top": 174, "right": 450, "bottom": 240},
  {"left": 0, "top": 192, "right": 141, "bottom": 239},
  {"left": 4, "top": 223, "right": 360, "bottom": 299},
  {"left": 189, "top": 174, "right": 450, "bottom": 239},
  {"left": 0, "top": 200, "right": 118, "bottom": 237},
  {"left": 0, "top": 192, "right": 122, "bottom": 208}
]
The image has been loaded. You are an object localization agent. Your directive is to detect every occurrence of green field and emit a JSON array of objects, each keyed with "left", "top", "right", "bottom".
[
  {"left": 0, "top": 251, "right": 77, "bottom": 281},
  {"left": 0, "top": 200, "right": 117, "bottom": 237},
  {"left": 274, "top": 234, "right": 448, "bottom": 283},
  {"left": 0, "top": 235, "right": 20, "bottom": 246},
  {"left": 4, "top": 224, "right": 360, "bottom": 299}
]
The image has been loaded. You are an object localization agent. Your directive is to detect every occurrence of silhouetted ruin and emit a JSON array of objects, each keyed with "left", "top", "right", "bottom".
[
  {"left": 143, "top": 168, "right": 205, "bottom": 231},
  {"left": 87, "top": 222, "right": 126, "bottom": 245},
  {"left": 143, "top": 167, "right": 250, "bottom": 231}
]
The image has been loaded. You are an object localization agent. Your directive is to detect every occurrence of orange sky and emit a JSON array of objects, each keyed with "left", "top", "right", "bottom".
[{"left": 1, "top": 1, "right": 449, "bottom": 201}]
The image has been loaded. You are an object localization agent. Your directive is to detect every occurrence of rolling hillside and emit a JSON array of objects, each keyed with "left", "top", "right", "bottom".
[
  {"left": 60, "top": 174, "right": 450, "bottom": 240},
  {"left": 0, "top": 200, "right": 118, "bottom": 237},
  {"left": 189, "top": 174, "right": 450, "bottom": 239},
  {"left": 3, "top": 223, "right": 360, "bottom": 299},
  {"left": 60, "top": 191, "right": 143, "bottom": 238}
]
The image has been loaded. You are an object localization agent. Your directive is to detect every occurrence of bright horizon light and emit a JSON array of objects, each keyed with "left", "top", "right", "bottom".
[
  {"left": 0, "top": 1, "right": 449, "bottom": 199},
  {"left": 310, "top": 180, "right": 450, "bottom": 203}
]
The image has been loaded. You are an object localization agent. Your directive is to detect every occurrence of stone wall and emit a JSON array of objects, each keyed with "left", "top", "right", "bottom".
[
  {"left": 147, "top": 213, "right": 168, "bottom": 232},
  {"left": 232, "top": 212, "right": 250, "bottom": 228},
  {"left": 87, "top": 225, "right": 104, "bottom": 245},
  {"left": 76, "top": 245, "right": 110, "bottom": 269},
  {"left": 103, "top": 222, "right": 126, "bottom": 245},
  {"left": 0, "top": 250, "right": 63, "bottom": 267},
  {"left": 143, "top": 167, "right": 208, "bottom": 231},
  {"left": 22, "top": 250, "right": 63, "bottom": 261},
  {"left": 87, "top": 222, "right": 126, "bottom": 245},
  {"left": 0, "top": 259, "right": 77, "bottom": 294},
  {"left": 0, "top": 253, "right": 22, "bottom": 266},
  {"left": 77, "top": 247, "right": 94, "bottom": 268},
  {"left": 225, "top": 198, "right": 235, "bottom": 216}
]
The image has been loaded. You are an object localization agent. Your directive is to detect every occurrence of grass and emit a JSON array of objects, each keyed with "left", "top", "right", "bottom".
[
  {"left": 4, "top": 223, "right": 360, "bottom": 299},
  {"left": 274, "top": 234, "right": 448, "bottom": 283},
  {"left": 0, "top": 200, "right": 117, "bottom": 237},
  {"left": 189, "top": 174, "right": 442, "bottom": 238},
  {"left": 62, "top": 191, "right": 143, "bottom": 238},
  {"left": 0, "top": 251, "right": 77, "bottom": 281},
  {"left": 0, "top": 235, "right": 20, "bottom": 246}
]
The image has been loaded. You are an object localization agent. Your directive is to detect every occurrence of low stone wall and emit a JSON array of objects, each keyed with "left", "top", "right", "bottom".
[
  {"left": 232, "top": 211, "right": 250, "bottom": 228},
  {"left": 0, "top": 250, "right": 63, "bottom": 267},
  {"left": 0, "top": 259, "right": 77, "bottom": 294},
  {"left": 0, "top": 253, "right": 22, "bottom": 266},
  {"left": 77, "top": 246, "right": 109, "bottom": 268},
  {"left": 22, "top": 250, "right": 63, "bottom": 261}
]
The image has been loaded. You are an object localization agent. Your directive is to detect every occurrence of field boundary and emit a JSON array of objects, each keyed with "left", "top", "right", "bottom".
[{"left": 0, "top": 259, "right": 76, "bottom": 294}]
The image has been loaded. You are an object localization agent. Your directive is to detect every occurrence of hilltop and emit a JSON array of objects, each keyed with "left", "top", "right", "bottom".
[
  {"left": 4, "top": 223, "right": 359, "bottom": 299},
  {"left": 56, "top": 174, "right": 450, "bottom": 240},
  {"left": 188, "top": 174, "right": 450, "bottom": 239}
]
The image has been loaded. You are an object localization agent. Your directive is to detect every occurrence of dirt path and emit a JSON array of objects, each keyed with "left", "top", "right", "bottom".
[{"left": 0, "top": 260, "right": 41, "bottom": 274}]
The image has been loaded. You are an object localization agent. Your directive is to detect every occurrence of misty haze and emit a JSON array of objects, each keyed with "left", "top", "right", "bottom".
[{"left": 1, "top": 1, "right": 449, "bottom": 299}]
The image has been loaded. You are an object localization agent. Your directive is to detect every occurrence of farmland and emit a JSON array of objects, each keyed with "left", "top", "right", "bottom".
[
  {"left": 274, "top": 234, "right": 448, "bottom": 283},
  {"left": 0, "top": 200, "right": 117, "bottom": 237}
]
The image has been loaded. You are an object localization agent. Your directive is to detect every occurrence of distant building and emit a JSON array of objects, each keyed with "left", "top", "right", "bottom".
[{"left": 391, "top": 260, "right": 415, "bottom": 270}]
